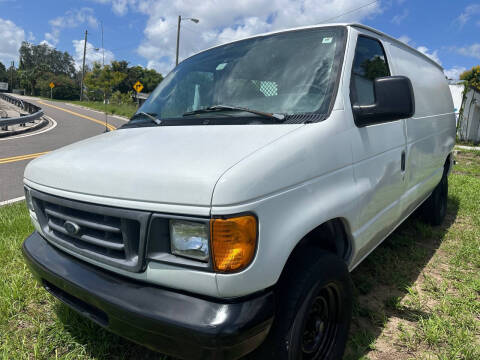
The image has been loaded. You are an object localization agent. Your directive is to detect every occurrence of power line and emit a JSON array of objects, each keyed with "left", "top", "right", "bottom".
[
  {"left": 319, "top": 0, "right": 380, "bottom": 24},
  {"left": 107, "top": 25, "right": 178, "bottom": 53}
]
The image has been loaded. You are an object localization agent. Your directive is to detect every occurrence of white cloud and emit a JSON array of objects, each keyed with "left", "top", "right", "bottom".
[
  {"left": 130, "top": 0, "right": 383, "bottom": 75},
  {"left": 416, "top": 46, "right": 441, "bottom": 65},
  {"left": 39, "top": 40, "right": 55, "bottom": 48},
  {"left": 456, "top": 4, "right": 480, "bottom": 27},
  {"left": 444, "top": 66, "right": 466, "bottom": 80},
  {"left": 0, "top": 17, "right": 25, "bottom": 66},
  {"left": 72, "top": 39, "right": 115, "bottom": 70},
  {"left": 45, "top": 29, "right": 60, "bottom": 46},
  {"left": 455, "top": 43, "right": 480, "bottom": 59},
  {"left": 146, "top": 59, "right": 171, "bottom": 77},
  {"left": 391, "top": 9, "right": 408, "bottom": 25},
  {"left": 90, "top": 0, "right": 137, "bottom": 16},
  {"left": 397, "top": 35, "right": 411, "bottom": 45},
  {"left": 43, "top": 8, "right": 98, "bottom": 46}
]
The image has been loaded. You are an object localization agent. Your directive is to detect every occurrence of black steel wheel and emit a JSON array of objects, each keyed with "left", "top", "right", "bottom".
[
  {"left": 299, "top": 284, "right": 341, "bottom": 359},
  {"left": 249, "top": 250, "right": 352, "bottom": 360}
]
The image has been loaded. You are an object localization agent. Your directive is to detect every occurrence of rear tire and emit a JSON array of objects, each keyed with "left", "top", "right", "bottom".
[
  {"left": 250, "top": 250, "right": 352, "bottom": 360},
  {"left": 419, "top": 172, "right": 448, "bottom": 226}
]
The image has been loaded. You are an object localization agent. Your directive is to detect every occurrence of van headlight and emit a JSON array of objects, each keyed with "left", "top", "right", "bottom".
[{"left": 169, "top": 220, "right": 209, "bottom": 262}]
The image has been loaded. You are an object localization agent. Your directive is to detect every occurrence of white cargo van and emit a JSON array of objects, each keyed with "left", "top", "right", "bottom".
[{"left": 23, "top": 23, "right": 455, "bottom": 359}]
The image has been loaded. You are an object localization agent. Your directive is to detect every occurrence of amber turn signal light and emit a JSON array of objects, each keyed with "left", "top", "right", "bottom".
[{"left": 210, "top": 215, "right": 257, "bottom": 272}]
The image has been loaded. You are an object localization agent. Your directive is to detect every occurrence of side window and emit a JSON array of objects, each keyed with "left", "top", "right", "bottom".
[{"left": 351, "top": 36, "right": 390, "bottom": 106}]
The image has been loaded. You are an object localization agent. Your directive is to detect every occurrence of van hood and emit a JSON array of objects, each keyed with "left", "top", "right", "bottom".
[{"left": 24, "top": 125, "right": 301, "bottom": 206}]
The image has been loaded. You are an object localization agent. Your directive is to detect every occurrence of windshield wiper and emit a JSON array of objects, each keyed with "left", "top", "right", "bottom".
[
  {"left": 130, "top": 111, "right": 162, "bottom": 125},
  {"left": 183, "top": 105, "right": 285, "bottom": 121}
]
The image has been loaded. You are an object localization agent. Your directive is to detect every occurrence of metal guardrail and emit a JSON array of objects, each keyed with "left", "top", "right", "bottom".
[{"left": 0, "top": 93, "right": 44, "bottom": 129}]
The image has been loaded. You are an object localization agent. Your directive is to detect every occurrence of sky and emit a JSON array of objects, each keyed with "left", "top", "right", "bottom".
[{"left": 0, "top": 0, "right": 478, "bottom": 80}]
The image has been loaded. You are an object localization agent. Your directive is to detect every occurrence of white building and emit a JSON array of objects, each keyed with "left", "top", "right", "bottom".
[
  {"left": 458, "top": 86, "right": 480, "bottom": 143},
  {"left": 449, "top": 84, "right": 464, "bottom": 124}
]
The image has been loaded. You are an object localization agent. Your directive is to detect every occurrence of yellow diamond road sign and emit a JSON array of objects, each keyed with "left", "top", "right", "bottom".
[
  {"left": 49, "top": 82, "right": 55, "bottom": 89},
  {"left": 133, "top": 81, "right": 143, "bottom": 93}
]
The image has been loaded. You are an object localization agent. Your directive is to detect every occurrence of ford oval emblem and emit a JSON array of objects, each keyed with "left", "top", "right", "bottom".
[{"left": 64, "top": 220, "right": 80, "bottom": 235}]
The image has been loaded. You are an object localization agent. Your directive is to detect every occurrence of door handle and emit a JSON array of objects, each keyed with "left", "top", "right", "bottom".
[{"left": 401, "top": 151, "right": 406, "bottom": 172}]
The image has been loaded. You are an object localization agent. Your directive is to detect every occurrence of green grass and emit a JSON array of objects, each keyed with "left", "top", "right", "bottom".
[
  {"left": 456, "top": 140, "right": 480, "bottom": 147},
  {"left": 70, "top": 101, "right": 137, "bottom": 119},
  {"left": 452, "top": 149, "right": 480, "bottom": 177},
  {"left": 1, "top": 150, "right": 479, "bottom": 359},
  {"left": 38, "top": 97, "right": 137, "bottom": 119}
]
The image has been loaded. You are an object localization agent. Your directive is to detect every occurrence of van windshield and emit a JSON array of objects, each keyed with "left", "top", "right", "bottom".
[{"left": 135, "top": 26, "right": 345, "bottom": 125}]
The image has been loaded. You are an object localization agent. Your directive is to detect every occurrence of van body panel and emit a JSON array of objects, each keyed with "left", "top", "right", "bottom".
[
  {"left": 211, "top": 111, "right": 352, "bottom": 206},
  {"left": 24, "top": 124, "right": 302, "bottom": 207},
  {"left": 23, "top": 178, "right": 212, "bottom": 216},
  {"left": 337, "top": 27, "right": 408, "bottom": 266},
  {"left": 212, "top": 110, "right": 358, "bottom": 296},
  {"left": 387, "top": 40, "right": 456, "bottom": 219}
]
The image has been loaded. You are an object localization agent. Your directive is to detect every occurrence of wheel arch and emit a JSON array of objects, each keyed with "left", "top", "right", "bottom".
[
  {"left": 445, "top": 152, "right": 454, "bottom": 176},
  {"left": 277, "top": 217, "right": 354, "bottom": 283}
]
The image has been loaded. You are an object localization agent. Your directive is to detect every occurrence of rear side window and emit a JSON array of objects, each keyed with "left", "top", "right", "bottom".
[{"left": 351, "top": 36, "right": 390, "bottom": 105}]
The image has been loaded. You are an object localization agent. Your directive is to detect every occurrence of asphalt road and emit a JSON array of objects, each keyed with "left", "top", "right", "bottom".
[{"left": 0, "top": 96, "right": 129, "bottom": 202}]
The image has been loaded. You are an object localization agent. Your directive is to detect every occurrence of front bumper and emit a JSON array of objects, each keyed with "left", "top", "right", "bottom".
[{"left": 22, "top": 232, "right": 274, "bottom": 360}]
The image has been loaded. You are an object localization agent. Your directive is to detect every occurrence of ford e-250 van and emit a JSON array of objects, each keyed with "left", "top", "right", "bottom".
[{"left": 22, "top": 23, "right": 455, "bottom": 360}]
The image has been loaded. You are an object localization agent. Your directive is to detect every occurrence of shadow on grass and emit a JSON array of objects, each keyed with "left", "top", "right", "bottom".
[
  {"left": 54, "top": 302, "right": 168, "bottom": 359},
  {"left": 343, "top": 195, "right": 460, "bottom": 359}
]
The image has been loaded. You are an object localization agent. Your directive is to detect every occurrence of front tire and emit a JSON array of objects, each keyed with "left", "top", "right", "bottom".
[
  {"left": 420, "top": 172, "right": 448, "bottom": 226},
  {"left": 252, "top": 251, "right": 352, "bottom": 360}
]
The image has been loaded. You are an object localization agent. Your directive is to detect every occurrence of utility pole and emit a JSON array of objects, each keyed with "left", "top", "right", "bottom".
[
  {"left": 101, "top": 21, "right": 109, "bottom": 132},
  {"left": 101, "top": 21, "right": 105, "bottom": 67},
  {"left": 175, "top": 16, "right": 199, "bottom": 66},
  {"left": 80, "top": 30, "right": 88, "bottom": 101},
  {"left": 176, "top": 15, "right": 181, "bottom": 66},
  {"left": 10, "top": 61, "right": 14, "bottom": 93}
]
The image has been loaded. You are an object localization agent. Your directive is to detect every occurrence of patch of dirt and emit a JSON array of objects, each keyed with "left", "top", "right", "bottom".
[
  {"left": 367, "top": 317, "right": 418, "bottom": 360},
  {"left": 351, "top": 222, "right": 464, "bottom": 359}
]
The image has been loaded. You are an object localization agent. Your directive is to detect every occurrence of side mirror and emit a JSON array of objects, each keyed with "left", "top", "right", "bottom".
[{"left": 352, "top": 76, "right": 415, "bottom": 127}]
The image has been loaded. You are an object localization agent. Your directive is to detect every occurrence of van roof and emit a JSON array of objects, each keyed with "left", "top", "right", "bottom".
[{"left": 182, "top": 23, "right": 444, "bottom": 72}]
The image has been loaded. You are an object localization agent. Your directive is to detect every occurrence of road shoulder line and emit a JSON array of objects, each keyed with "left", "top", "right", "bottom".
[
  {"left": 37, "top": 100, "right": 116, "bottom": 131},
  {"left": 0, "top": 196, "right": 25, "bottom": 207}
]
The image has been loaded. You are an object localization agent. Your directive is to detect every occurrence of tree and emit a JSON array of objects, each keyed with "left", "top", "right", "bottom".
[
  {"left": 362, "top": 56, "right": 389, "bottom": 80},
  {"left": 0, "top": 61, "right": 7, "bottom": 82},
  {"left": 35, "top": 73, "right": 79, "bottom": 100},
  {"left": 110, "top": 61, "right": 163, "bottom": 94},
  {"left": 84, "top": 62, "right": 127, "bottom": 101},
  {"left": 7, "top": 64, "right": 18, "bottom": 89},
  {"left": 460, "top": 66, "right": 480, "bottom": 91},
  {"left": 141, "top": 68, "right": 163, "bottom": 93},
  {"left": 18, "top": 41, "right": 76, "bottom": 95}
]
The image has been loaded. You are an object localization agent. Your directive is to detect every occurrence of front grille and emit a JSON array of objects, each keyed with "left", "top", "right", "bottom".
[{"left": 31, "top": 189, "right": 150, "bottom": 272}]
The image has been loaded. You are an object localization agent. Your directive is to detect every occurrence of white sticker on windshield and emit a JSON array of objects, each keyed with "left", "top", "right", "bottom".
[
  {"left": 216, "top": 63, "right": 227, "bottom": 70},
  {"left": 322, "top": 37, "right": 333, "bottom": 44}
]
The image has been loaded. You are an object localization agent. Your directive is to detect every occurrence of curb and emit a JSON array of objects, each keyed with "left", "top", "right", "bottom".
[
  {"left": 0, "top": 118, "right": 49, "bottom": 138},
  {"left": 455, "top": 145, "right": 480, "bottom": 151},
  {"left": 63, "top": 102, "right": 130, "bottom": 122},
  {"left": 0, "top": 196, "right": 25, "bottom": 207}
]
